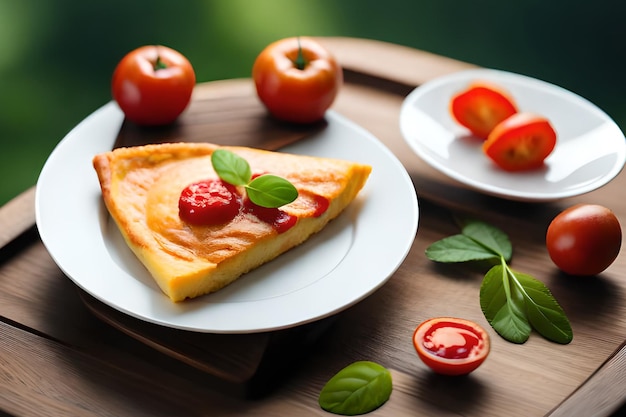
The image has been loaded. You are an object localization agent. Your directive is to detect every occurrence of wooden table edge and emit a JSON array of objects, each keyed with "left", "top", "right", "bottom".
[{"left": 0, "top": 187, "right": 36, "bottom": 250}]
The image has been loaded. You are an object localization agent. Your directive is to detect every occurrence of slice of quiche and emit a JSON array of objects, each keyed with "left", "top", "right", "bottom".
[{"left": 93, "top": 142, "right": 371, "bottom": 302}]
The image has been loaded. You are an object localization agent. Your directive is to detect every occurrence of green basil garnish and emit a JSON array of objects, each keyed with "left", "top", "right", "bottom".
[
  {"left": 247, "top": 174, "right": 298, "bottom": 208},
  {"left": 211, "top": 149, "right": 298, "bottom": 208},
  {"left": 211, "top": 149, "right": 252, "bottom": 186}
]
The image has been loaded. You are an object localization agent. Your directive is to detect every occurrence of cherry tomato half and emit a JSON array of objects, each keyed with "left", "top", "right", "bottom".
[
  {"left": 112, "top": 45, "right": 196, "bottom": 126},
  {"left": 450, "top": 81, "right": 518, "bottom": 139},
  {"left": 483, "top": 112, "right": 557, "bottom": 171},
  {"left": 252, "top": 37, "right": 343, "bottom": 124},
  {"left": 546, "top": 204, "right": 622, "bottom": 276},
  {"left": 413, "top": 317, "right": 490, "bottom": 376}
]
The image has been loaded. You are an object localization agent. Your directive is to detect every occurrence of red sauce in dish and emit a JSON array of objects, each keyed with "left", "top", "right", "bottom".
[
  {"left": 243, "top": 198, "right": 297, "bottom": 234},
  {"left": 421, "top": 320, "right": 483, "bottom": 360},
  {"left": 412, "top": 317, "right": 490, "bottom": 375},
  {"left": 312, "top": 194, "right": 330, "bottom": 217}
]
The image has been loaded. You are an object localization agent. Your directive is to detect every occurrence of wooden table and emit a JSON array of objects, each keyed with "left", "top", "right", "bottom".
[{"left": 1, "top": 37, "right": 625, "bottom": 416}]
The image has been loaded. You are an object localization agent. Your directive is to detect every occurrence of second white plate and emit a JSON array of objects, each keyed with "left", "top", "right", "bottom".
[{"left": 400, "top": 68, "right": 626, "bottom": 202}]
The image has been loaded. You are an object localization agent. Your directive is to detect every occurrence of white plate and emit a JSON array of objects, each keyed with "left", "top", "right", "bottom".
[
  {"left": 36, "top": 103, "right": 418, "bottom": 334},
  {"left": 400, "top": 68, "right": 626, "bottom": 202}
]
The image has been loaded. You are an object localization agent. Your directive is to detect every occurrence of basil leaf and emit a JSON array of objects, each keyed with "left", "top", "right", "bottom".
[
  {"left": 210, "top": 150, "right": 299, "bottom": 209},
  {"left": 462, "top": 220, "right": 512, "bottom": 261},
  {"left": 480, "top": 265, "right": 531, "bottom": 344},
  {"left": 427, "top": 217, "right": 573, "bottom": 345},
  {"left": 513, "top": 272, "right": 573, "bottom": 344},
  {"left": 319, "top": 361, "right": 392, "bottom": 416},
  {"left": 211, "top": 149, "right": 251, "bottom": 186},
  {"left": 246, "top": 174, "right": 298, "bottom": 208},
  {"left": 425, "top": 234, "right": 501, "bottom": 263}
]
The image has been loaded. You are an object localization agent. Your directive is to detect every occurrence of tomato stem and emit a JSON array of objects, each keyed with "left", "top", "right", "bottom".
[
  {"left": 153, "top": 46, "right": 167, "bottom": 71},
  {"left": 294, "top": 37, "right": 306, "bottom": 70},
  {"left": 154, "top": 56, "right": 167, "bottom": 70}
]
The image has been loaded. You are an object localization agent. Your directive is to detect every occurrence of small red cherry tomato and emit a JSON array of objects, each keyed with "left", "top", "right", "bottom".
[
  {"left": 483, "top": 112, "right": 557, "bottom": 171},
  {"left": 546, "top": 204, "right": 622, "bottom": 276},
  {"left": 178, "top": 180, "right": 242, "bottom": 226},
  {"left": 112, "top": 45, "right": 196, "bottom": 126},
  {"left": 413, "top": 317, "right": 490, "bottom": 376},
  {"left": 252, "top": 37, "right": 343, "bottom": 124},
  {"left": 450, "top": 81, "right": 518, "bottom": 139}
]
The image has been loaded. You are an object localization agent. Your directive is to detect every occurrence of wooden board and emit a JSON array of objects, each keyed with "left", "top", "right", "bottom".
[
  {"left": 113, "top": 81, "right": 327, "bottom": 150},
  {"left": 0, "top": 37, "right": 624, "bottom": 416}
]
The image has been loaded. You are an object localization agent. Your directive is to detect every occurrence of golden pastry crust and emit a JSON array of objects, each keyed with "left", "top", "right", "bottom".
[{"left": 93, "top": 142, "right": 371, "bottom": 302}]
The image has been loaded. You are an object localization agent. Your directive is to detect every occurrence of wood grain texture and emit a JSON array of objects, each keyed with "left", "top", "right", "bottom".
[
  {"left": 319, "top": 37, "right": 478, "bottom": 87},
  {"left": 0, "top": 37, "right": 625, "bottom": 416},
  {"left": 0, "top": 320, "right": 243, "bottom": 417},
  {"left": 546, "top": 341, "right": 626, "bottom": 417},
  {"left": 114, "top": 80, "right": 327, "bottom": 150},
  {"left": 0, "top": 187, "right": 35, "bottom": 250}
]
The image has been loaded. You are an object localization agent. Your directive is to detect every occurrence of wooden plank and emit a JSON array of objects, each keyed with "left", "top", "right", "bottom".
[
  {"left": 0, "top": 319, "right": 268, "bottom": 417},
  {"left": 319, "top": 36, "right": 477, "bottom": 87},
  {"left": 79, "top": 288, "right": 336, "bottom": 385},
  {"left": 546, "top": 340, "right": 626, "bottom": 417},
  {"left": 114, "top": 80, "right": 327, "bottom": 150},
  {"left": 0, "top": 312, "right": 474, "bottom": 417},
  {"left": 3, "top": 192, "right": 622, "bottom": 416},
  {"left": 0, "top": 187, "right": 35, "bottom": 251}
]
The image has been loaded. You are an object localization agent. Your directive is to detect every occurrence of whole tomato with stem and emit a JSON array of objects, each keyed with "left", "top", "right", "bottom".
[
  {"left": 546, "top": 204, "right": 622, "bottom": 276},
  {"left": 252, "top": 37, "right": 343, "bottom": 124},
  {"left": 112, "top": 45, "right": 196, "bottom": 126}
]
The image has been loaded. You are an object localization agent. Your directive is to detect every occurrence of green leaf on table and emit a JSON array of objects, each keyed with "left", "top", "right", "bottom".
[
  {"left": 461, "top": 220, "right": 512, "bottom": 261},
  {"left": 428, "top": 217, "right": 573, "bottom": 345},
  {"left": 480, "top": 264, "right": 532, "bottom": 344},
  {"left": 514, "top": 272, "right": 573, "bottom": 344},
  {"left": 319, "top": 361, "right": 392, "bottom": 416},
  {"left": 425, "top": 234, "right": 501, "bottom": 263},
  {"left": 211, "top": 149, "right": 251, "bottom": 186},
  {"left": 246, "top": 174, "right": 298, "bottom": 208}
]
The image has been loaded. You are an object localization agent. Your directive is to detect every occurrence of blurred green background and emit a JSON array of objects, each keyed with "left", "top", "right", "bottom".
[{"left": 2, "top": 0, "right": 625, "bottom": 206}]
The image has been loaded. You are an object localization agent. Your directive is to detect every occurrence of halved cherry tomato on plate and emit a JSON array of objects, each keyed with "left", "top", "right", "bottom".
[
  {"left": 112, "top": 45, "right": 196, "bottom": 126},
  {"left": 252, "top": 37, "right": 343, "bottom": 124},
  {"left": 546, "top": 204, "right": 622, "bottom": 276},
  {"left": 450, "top": 81, "right": 518, "bottom": 139},
  {"left": 483, "top": 112, "right": 557, "bottom": 172},
  {"left": 413, "top": 317, "right": 490, "bottom": 376}
]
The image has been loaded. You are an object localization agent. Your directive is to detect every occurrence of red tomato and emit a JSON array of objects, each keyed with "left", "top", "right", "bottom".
[
  {"left": 483, "top": 112, "right": 557, "bottom": 171},
  {"left": 546, "top": 204, "right": 622, "bottom": 276},
  {"left": 178, "top": 180, "right": 242, "bottom": 226},
  {"left": 112, "top": 45, "right": 195, "bottom": 126},
  {"left": 450, "top": 82, "right": 518, "bottom": 139},
  {"left": 413, "top": 317, "right": 490, "bottom": 376},
  {"left": 252, "top": 37, "right": 343, "bottom": 124}
]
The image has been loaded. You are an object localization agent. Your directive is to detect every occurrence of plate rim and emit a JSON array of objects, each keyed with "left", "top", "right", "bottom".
[
  {"left": 35, "top": 103, "right": 419, "bottom": 334},
  {"left": 399, "top": 68, "right": 626, "bottom": 202}
]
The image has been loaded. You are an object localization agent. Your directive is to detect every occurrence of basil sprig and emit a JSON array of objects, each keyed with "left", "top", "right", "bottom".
[
  {"left": 211, "top": 149, "right": 298, "bottom": 208},
  {"left": 319, "top": 361, "right": 392, "bottom": 415},
  {"left": 426, "top": 220, "right": 573, "bottom": 344}
]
